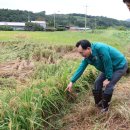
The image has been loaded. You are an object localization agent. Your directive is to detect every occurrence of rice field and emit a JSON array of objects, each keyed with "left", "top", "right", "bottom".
[{"left": 0, "top": 29, "right": 130, "bottom": 130}]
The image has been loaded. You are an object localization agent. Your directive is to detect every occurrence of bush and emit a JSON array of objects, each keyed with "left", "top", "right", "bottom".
[
  {"left": 25, "top": 22, "right": 44, "bottom": 31},
  {"left": 0, "top": 25, "right": 13, "bottom": 31},
  {"left": 116, "top": 26, "right": 127, "bottom": 31},
  {"left": 56, "top": 27, "right": 66, "bottom": 31},
  {"left": 96, "top": 26, "right": 108, "bottom": 29}
]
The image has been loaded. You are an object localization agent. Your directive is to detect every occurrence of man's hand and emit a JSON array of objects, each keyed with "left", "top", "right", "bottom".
[
  {"left": 103, "top": 79, "right": 110, "bottom": 87},
  {"left": 65, "top": 82, "right": 73, "bottom": 92}
]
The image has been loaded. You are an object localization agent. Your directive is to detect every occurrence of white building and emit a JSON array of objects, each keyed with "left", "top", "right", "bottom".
[
  {"left": 31, "top": 21, "right": 46, "bottom": 29},
  {"left": 0, "top": 21, "right": 46, "bottom": 30},
  {"left": 70, "top": 26, "right": 90, "bottom": 31},
  {"left": 0, "top": 22, "right": 25, "bottom": 30}
]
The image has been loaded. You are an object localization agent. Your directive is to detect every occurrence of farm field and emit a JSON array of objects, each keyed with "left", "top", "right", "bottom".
[{"left": 0, "top": 29, "right": 130, "bottom": 130}]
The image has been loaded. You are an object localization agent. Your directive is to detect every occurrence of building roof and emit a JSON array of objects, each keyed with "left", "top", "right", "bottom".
[
  {"left": 31, "top": 21, "right": 46, "bottom": 24},
  {"left": 70, "top": 26, "right": 90, "bottom": 30},
  {"left": 0, "top": 21, "right": 46, "bottom": 27},
  {"left": 0, "top": 22, "right": 25, "bottom": 26}
]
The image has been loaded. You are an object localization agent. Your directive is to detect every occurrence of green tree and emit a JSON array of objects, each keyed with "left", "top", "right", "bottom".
[{"left": 25, "top": 22, "right": 44, "bottom": 31}]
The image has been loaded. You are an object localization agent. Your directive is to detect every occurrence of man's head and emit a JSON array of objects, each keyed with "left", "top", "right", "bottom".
[
  {"left": 76, "top": 40, "right": 91, "bottom": 58},
  {"left": 123, "top": 0, "right": 130, "bottom": 11}
]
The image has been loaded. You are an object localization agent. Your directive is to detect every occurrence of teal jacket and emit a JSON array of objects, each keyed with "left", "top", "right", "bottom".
[{"left": 70, "top": 42, "right": 127, "bottom": 83}]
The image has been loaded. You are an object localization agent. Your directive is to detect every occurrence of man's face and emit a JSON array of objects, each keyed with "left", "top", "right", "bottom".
[
  {"left": 125, "top": 2, "right": 130, "bottom": 11},
  {"left": 77, "top": 45, "right": 91, "bottom": 58}
]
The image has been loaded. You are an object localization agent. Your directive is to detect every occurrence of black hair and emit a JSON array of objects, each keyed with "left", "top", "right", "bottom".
[
  {"left": 76, "top": 40, "right": 91, "bottom": 50},
  {"left": 123, "top": 0, "right": 130, "bottom": 3}
]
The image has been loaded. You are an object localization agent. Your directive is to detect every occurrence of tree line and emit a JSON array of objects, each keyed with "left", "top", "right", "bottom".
[{"left": 0, "top": 9, "right": 130, "bottom": 29}]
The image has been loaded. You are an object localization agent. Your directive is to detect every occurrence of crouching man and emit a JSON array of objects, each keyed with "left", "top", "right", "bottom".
[{"left": 65, "top": 40, "right": 128, "bottom": 112}]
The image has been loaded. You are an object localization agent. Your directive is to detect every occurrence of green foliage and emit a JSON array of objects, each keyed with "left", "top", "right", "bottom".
[
  {"left": 116, "top": 26, "right": 127, "bottom": 31},
  {"left": 0, "top": 9, "right": 45, "bottom": 22},
  {"left": 96, "top": 26, "right": 108, "bottom": 29},
  {"left": 45, "top": 27, "right": 56, "bottom": 32},
  {"left": 1, "top": 9, "right": 130, "bottom": 28},
  {"left": 25, "top": 22, "right": 44, "bottom": 31},
  {"left": 56, "top": 26, "right": 66, "bottom": 31},
  {"left": 0, "top": 25, "right": 13, "bottom": 31}
]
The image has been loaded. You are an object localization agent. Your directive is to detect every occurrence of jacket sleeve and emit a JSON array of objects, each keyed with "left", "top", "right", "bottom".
[
  {"left": 70, "top": 58, "right": 88, "bottom": 83},
  {"left": 98, "top": 47, "right": 113, "bottom": 80}
]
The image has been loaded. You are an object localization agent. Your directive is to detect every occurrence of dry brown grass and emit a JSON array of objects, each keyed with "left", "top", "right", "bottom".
[
  {"left": 14, "top": 34, "right": 29, "bottom": 39},
  {"left": 0, "top": 59, "right": 34, "bottom": 83},
  {"left": 0, "top": 47, "right": 80, "bottom": 86},
  {"left": 63, "top": 52, "right": 81, "bottom": 60}
]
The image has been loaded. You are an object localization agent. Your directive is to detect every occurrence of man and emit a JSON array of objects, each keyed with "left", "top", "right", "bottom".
[
  {"left": 65, "top": 40, "right": 128, "bottom": 112},
  {"left": 123, "top": 0, "right": 130, "bottom": 11}
]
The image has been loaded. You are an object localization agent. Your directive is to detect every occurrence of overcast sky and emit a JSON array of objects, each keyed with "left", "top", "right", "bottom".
[{"left": 0, "top": 0, "right": 130, "bottom": 20}]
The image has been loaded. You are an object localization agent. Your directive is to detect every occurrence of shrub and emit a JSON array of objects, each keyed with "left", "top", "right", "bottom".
[
  {"left": 25, "top": 22, "right": 44, "bottom": 31},
  {"left": 0, "top": 25, "right": 13, "bottom": 31}
]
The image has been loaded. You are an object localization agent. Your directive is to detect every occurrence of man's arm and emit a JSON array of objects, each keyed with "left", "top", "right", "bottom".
[
  {"left": 70, "top": 58, "right": 88, "bottom": 83},
  {"left": 98, "top": 47, "right": 113, "bottom": 81}
]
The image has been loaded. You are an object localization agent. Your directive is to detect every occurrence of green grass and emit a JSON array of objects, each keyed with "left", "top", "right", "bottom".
[{"left": 0, "top": 29, "right": 130, "bottom": 45}]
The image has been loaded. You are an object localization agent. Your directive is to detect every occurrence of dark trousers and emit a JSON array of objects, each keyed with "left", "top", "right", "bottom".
[{"left": 93, "top": 62, "right": 128, "bottom": 95}]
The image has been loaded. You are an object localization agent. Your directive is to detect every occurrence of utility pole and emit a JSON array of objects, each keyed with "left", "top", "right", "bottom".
[
  {"left": 53, "top": 11, "right": 60, "bottom": 29},
  {"left": 85, "top": 5, "right": 87, "bottom": 31},
  {"left": 54, "top": 13, "right": 56, "bottom": 29},
  {"left": 28, "top": 12, "right": 30, "bottom": 22},
  {"left": 95, "top": 18, "right": 97, "bottom": 30}
]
